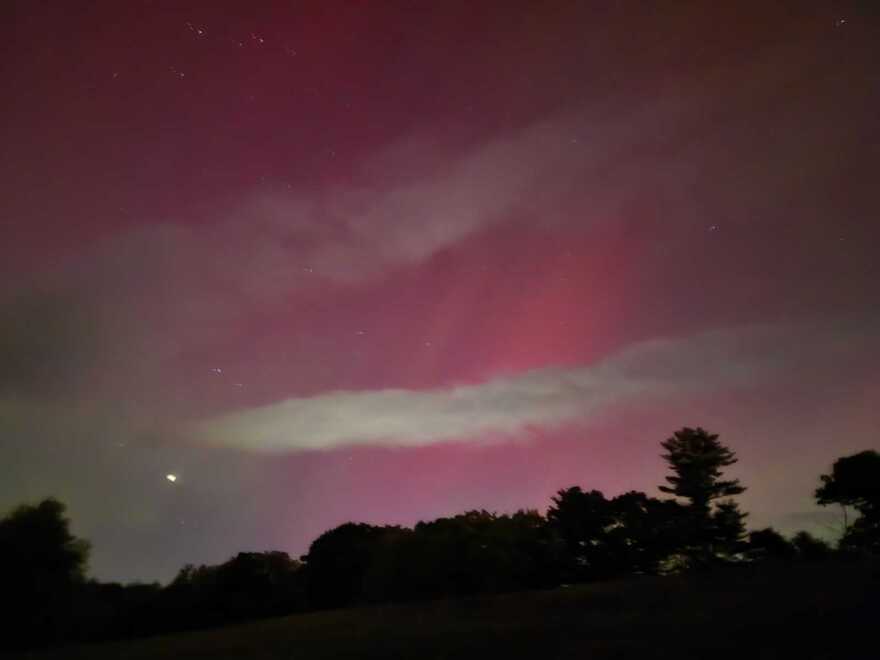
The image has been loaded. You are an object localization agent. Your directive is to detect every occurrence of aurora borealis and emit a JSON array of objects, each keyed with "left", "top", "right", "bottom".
[{"left": 2, "top": 1, "right": 878, "bottom": 582}]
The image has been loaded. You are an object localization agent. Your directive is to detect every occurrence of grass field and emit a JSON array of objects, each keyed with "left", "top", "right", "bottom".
[{"left": 17, "top": 559, "right": 880, "bottom": 660}]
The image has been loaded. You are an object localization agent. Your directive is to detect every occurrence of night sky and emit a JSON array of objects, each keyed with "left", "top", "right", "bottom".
[{"left": 2, "top": 1, "right": 879, "bottom": 583}]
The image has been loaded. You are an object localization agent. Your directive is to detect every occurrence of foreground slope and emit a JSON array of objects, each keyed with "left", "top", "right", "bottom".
[{"left": 20, "top": 560, "right": 880, "bottom": 660}]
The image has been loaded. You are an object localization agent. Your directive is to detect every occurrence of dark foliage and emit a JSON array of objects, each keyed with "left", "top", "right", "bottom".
[
  {"left": 303, "top": 512, "right": 565, "bottom": 607},
  {"left": 658, "top": 427, "right": 747, "bottom": 563},
  {"left": 604, "top": 491, "right": 690, "bottom": 574},
  {"left": 791, "top": 531, "right": 834, "bottom": 561},
  {"left": 547, "top": 487, "right": 615, "bottom": 580},
  {"left": 301, "top": 522, "right": 401, "bottom": 609},
  {"left": 816, "top": 450, "right": 880, "bottom": 553},
  {"left": 546, "top": 488, "right": 688, "bottom": 580},
  {"left": 164, "top": 551, "right": 307, "bottom": 627},
  {"left": 659, "top": 427, "right": 744, "bottom": 505},
  {"left": 72, "top": 581, "right": 163, "bottom": 640},
  {"left": 746, "top": 528, "right": 797, "bottom": 562},
  {"left": 399, "top": 510, "right": 564, "bottom": 598},
  {"left": 0, "top": 498, "right": 90, "bottom": 648}
]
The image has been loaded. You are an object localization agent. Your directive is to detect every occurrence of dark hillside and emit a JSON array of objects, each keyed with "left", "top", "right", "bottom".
[{"left": 18, "top": 559, "right": 879, "bottom": 660}]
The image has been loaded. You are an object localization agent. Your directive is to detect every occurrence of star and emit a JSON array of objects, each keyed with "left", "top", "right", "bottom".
[{"left": 165, "top": 474, "right": 178, "bottom": 483}]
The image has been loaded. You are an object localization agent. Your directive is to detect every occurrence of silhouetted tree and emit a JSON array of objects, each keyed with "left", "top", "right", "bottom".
[
  {"left": 302, "top": 522, "right": 399, "bottom": 609},
  {"left": 360, "top": 525, "right": 415, "bottom": 602},
  {"left": 547, "top": 488, "right": 687, "bottom": 579},
  {"left": 166, "top": 551, "right": 306, "bottom": 626},
  {"left": 791, "top": 531, "right": 833, "bottom": 561},
  {"left": 547, "top": 487, "right": 615, "bottom": 580},
  {"left": 73, "top": 580, "right": 162, "bottom": 641},
  {"left": 659, "top": 427, "right": 745, "bottom": 509},
  {"left": 658, "top": 427, "right": 747, "bottom": 565},
  {"left": 815, "top": 450, "right": 880, "bottom": 553},
  {"left": 0, "top": 498, "right": 90, "bottom": 647},
  {"left": 711, "top": 500, "right": 748, "bottom": 554},
  {"left": 399, "top": 509, "right": 564, "bottom": 598},
  {"left": 504, "top": 509, "right": 567, "bottom": 588},
  {"left": 605, "top": 491, "right": 689, "bottom": 575},
  {"left": 746, "top": 528, "right": 797, "bottom": 562}
]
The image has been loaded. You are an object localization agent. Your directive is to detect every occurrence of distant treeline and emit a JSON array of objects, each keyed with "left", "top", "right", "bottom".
[{"left": 2, "top": 428, "right": 878, "bottom": 650}]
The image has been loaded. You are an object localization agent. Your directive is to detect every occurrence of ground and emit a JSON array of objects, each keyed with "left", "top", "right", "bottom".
[{"left": 17, "top": 559, "right": 880, "bottom": 660}]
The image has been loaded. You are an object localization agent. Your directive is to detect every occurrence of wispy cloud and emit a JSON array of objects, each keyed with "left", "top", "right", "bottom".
[
  {"left": 11, "top": 109, "right": 663, "bottom": 383},
  {"left": 193, "top": 320, "right": 878, "bottom": 452},
  {"left": 31, "top": 93, "right": 704, "bottom": 320}
]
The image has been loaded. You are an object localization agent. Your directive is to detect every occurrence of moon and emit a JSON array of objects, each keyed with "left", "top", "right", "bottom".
[{"left": 165, "top": 474, "right": 178, "bottom": 483}]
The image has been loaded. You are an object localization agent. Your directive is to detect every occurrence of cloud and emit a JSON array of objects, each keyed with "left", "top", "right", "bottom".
[
  {"left": 194, "top": 320, "right": 878, "bottom": 453},
  {"left": 18, "top": 106, "right": 681, "bottom": 391},
  {"left": 30, "top": 93, "right": 705, "bottom": 326},
  {"left": 10, "top": 115, "right": 602, "bottom": 376},
  {"left": 15, "top": 63, "right": 876, "bottom": 390},
  {"left": 43, "top": 115, "right": 587, "bottom": 298}
]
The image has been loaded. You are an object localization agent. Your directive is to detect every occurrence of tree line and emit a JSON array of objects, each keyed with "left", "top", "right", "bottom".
[{"left": 2, "top": 427, "right": 878, "bottom": 650}]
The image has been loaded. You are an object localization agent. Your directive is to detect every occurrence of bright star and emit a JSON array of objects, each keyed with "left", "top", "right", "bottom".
[{"left": 166, "top": 474, "right": 178, "bottom": 483}]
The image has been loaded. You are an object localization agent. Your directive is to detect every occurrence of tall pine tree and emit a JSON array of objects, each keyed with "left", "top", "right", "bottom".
[{"left": 659, "top": 427, "right": 747, "bottom": 564}]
